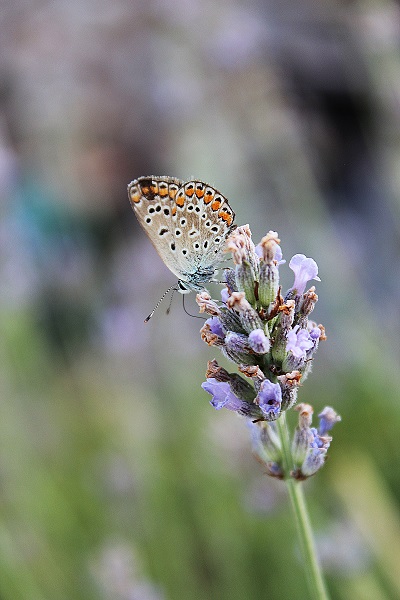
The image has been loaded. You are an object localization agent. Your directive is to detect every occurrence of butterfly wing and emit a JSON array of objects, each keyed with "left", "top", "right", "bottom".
[
  {"left": 128, "top": 176, "right": 236, "bottom": 286},
  {"left": 172, "top": 180, "right": 235, "bottom": 273},
  {"left": 128, "top": 176, "right": 186, "bottom": 280}
]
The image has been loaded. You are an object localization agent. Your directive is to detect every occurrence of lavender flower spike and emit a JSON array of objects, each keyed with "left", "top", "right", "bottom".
[{"left": 289, "top": 254, "right": 320, "bottom": 295}]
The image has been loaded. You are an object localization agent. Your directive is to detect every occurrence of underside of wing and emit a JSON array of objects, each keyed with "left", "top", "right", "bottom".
[
  {"left": 128, "top": 176, "right": 185, "bottom": 279},
  {"left": 128, "top": 176, "right": 236, "bottom": 283}
]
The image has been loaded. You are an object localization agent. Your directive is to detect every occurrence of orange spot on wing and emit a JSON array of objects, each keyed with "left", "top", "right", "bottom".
[
  {"left": 130, "top": 188, "right": 141, "bottom": 203},
  {"left": 171, "top": 206, "right": 177, "bottom": 216},
  {"left": 204, "top": 190, "right": 214, "bottom": 204},
  {"left": 211, "top": 199, "right": 222, "bottom": 211},
  {"left": 219, "top": 210, "right": 233, "bottom": 226},
  {"left": 141, "top": 184, "right": 150, "bottom": 195},
  {"left": 169, "top": 186, "right": 178, "bottom": 199},
  {"left": 176, "top": 193, "right": 185, "bottom": 208},
  {"left": 159, "top": 186, "right": 168, "bottom": 197},
  {"left": 185, "top": 185, "right": 195, "bottom": 197},
  {"left": 150, "top": 182, "right": 158, "bottom": 195},
  {"left": 195, "top": 187, "right": 205, "bottom": 198}
]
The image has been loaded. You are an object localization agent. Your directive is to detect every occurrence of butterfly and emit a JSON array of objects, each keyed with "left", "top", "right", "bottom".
[{"left": 128, "top": 176, "right": 236, "bottom": 303}]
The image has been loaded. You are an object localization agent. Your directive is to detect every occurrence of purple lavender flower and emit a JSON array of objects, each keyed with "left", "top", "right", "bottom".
[
  {"left": 205, "top": 316, "right": 225, "bottom": 339},
  {"left": 248, "top": 329, "right": 270, "bottom": 354},
  {"left": 256, "top": 380, "right": 282, "bottom": 421},
  {"left": 289, "top": 254, "right": 320, "bottom": 295},
  {"left": 286, "top": 325, "right": 313, "bottom": 359},
  {"left": 202, "top": 378, "right": 246, "bottom": 412},
  {"left": 221, "top": 288, "right": 230, "bottom": 304},
  {"left": 318, "top": 407, "right": 341, "bottom": 436},
  {"left": 309, "top": 326, "right": 321, "bottom": 340},
  {"left": 309, "top": 427, "right": 328, "bottom": 449}
]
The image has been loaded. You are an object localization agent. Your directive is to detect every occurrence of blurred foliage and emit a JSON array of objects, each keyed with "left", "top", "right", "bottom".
[{"left": 1, "top": 0, "right": 400, "bottom": 598}]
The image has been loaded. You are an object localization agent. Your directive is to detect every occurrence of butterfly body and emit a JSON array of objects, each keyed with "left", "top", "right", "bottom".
[{"left": 128, "top": 176, "right": 236, "bottom": 292}]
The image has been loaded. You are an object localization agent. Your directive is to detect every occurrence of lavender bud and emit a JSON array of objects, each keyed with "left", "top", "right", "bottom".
[
  {"left": 250, "top": 421, "right": 282, "bottom": 465},
  {"left": 226, "top": 292, "right": 264, "bottom": 333},
  {"left": 222, "top": 331, "right": 255, "bottom": 365},
  {"left": 278, "top": 371, "right": 302, "bottom": 411},
  {"left": 271, "top": 301, "right": 295, "bottom": 365},
  {"left": 196, "top": 292, "right": 221, "bottom": 316},
  {"left": 205, "top": 359, "right": 257, "bottom": 404},
  {"left": 292, "top": 403, "right": 315, "bottom": 465},
  {"left": 257, "top": 232, "right": 281, "bottom": 308},
  {"left": 248, "top": 329, "right": 270, "bottom": 354},
  {"left": 258, "top": 262, "right": 279, "bottom": 310},
  {"left": 223, "top": 268, "right": 238, "bottom": 294},
  {"left": 235, "top": 261, "right": 257, "bottom": 306},
  {"left": 218, "top": 306, "right": 246, "bottom": 334}
]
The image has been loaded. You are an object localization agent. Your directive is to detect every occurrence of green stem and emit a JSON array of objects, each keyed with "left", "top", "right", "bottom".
[{"left": 276, "top": 412, "right": 330, "bottom": 600}]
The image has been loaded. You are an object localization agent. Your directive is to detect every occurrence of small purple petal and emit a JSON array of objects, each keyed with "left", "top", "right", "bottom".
[
  {"left": 309, "top": 427, "right": 325, "bottom": 449},
  {"left": 286, "top": 326, "right": 313, "bottom": 359},
  {"left": 248, "top": 329, "right": 270, "bottom": 354},
  {"left": 256, "top": 380, "right": 282, "bottom": 419},
  {"left": 318, "top": 406, "right": 341, "bottom": 436},
  {"left": 301, "top": 447, "right": 327, "bottom": 477},
  {"left": 309, "top": 326, "right": 321, "bottom": 340},
  {"left": 221, "top": 288, "right": 230, "bottom": 304},
  {"left": 205, "top": 316, "right": 225, "bottom": 339},
  {"left": 274, "top": 245, "right": 285, "bottom": 264},
  {"left": 289, "top": 254, "right": 320, "bottom": 295},
  {"left": 201, "top": 378, "right": 244, "bottom": 412}
]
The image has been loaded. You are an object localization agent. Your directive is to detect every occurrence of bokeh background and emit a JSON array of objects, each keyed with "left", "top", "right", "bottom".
[{"left": 1, "top": 1, "right": 400, "bottom": 599}]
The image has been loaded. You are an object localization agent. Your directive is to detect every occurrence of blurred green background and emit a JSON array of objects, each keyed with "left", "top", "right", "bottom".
[{"left": 1, "top": 1, "right": 400, "bottom": 599}]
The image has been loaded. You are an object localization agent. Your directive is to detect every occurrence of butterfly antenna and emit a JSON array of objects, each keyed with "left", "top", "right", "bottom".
[
  {"left": 144, "top": 284, "right": 178, "bottom": 323},
  {"left": 165, "top": 288, "right": 176, "bottom": 315},
  {"left": 182, "top": 294, "right": 207, "bottom": 320}
]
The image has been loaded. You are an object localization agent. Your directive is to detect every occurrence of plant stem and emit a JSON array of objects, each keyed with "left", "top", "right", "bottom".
[{"left": 276, "top": 412, "right": 330, "bottom": 600}]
